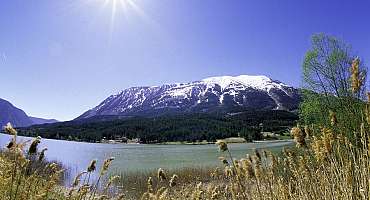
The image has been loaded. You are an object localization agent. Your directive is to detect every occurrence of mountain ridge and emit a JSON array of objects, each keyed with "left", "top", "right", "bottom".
[
  {"left": 0, "top": 98, "right": 58, "bottom": 127},
  {"left": 77, "top": 75, "right": 300, "bottom": 120},
  {"left": 0, "top": 98, "right": 33, "bottom": 127},
  {"left": 29, "top": 117, "right": 59, "bottom": 125}
]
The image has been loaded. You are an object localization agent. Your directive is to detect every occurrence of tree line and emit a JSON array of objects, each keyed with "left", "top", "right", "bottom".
[{"left": 17, "top": 110, "right": 298, "bottom": 143}]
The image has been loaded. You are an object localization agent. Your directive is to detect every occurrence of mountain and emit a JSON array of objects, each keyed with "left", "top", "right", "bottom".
[
  {"left": 78, "top": 75, "right": 300, "bottom": 120},
  {"left": 29, "top": 117, "right": 59, "bottom": 125},
  {"left": 0, "top": 98, "right": 33, "bottom": 127},
  {"left": 0, "top": 98, "right": 58, "bottom": 128}
]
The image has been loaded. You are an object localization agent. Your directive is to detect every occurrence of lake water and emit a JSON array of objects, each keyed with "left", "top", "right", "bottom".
[{"left": 0, "top": 133, "right": 293, "bottom": 185}]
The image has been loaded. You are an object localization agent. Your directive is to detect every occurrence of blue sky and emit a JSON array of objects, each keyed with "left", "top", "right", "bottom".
[{"left": 1, "top": 0, "right": 370, "bottom": 121}]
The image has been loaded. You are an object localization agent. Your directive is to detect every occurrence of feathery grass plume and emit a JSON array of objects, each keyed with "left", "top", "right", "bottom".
[
  {"left": 329, "top": 110, "right": 338, "bottom": 126},
  {"left": 311, "top": 136, "right": 325, "bottom": 162},
  {"left": 4, "top": 122, "right": 17, "bottom": 135},
  {"left": 246, "top": 153, "right": 253, "bottom": 163},
  {"left": 351, "top": 57, "right": 363, "bottom": 93},
  {"left": 100, "top": 157, "right": 115, "bottom": 175},
  {"left": 254, "top": 149, "right": 262, "bottom": 161},
  {"left": 157, "top": 168, "right": 167, "bottom": 181},
  {"left": 28, "top": 136, "right": 41, "bottom": 155},
  {"left": 216, "top": 140, "right": 228, "bottom": 152},
  {"left": 169, "top": 174, "right": 178, "bottom": 187},
  {"left": 321, "top": 128, "right": 334, "bottom": 154},
  {"left": 87, "top": 159, "right": 97, "bottom": 172},
  {"left": 240, "top": 158, "right": 255, "bottom": 179},
  {"left": 38, "top": 148, "right": 48, "bottom": 161},
  {"left": 311, "top": 128, "right": 335, "bottom": 162},
  {"left": 291, "top": 126, "right": 306, "bottom": 148}
]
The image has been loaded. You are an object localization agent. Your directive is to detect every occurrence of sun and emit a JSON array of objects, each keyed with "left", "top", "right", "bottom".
[
  {"left": 101, "top": 0, "right": 143, "bottom": 26},
  {"left": 103, "top": 0, "right": 137, "bottom": 18},
  {"left": 103, "top": 0, "right": 127, "bottom": 21},
  {"left": 92, "top": 0, "right": 160, "bottom": 42},
  {"left": 100, "top": 0, "right": 139, "bottom": 40}
]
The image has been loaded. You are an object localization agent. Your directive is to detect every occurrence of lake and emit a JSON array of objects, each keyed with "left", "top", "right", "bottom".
[{"left": 0, "top": 133, "right": 293, "bottom": 185}]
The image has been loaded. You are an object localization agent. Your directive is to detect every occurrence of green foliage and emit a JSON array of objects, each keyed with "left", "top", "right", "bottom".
[
  {"left": 299, "top": 90, "right": 324, "bottom": 125},
  {"left": 300, "top": 33, "right": 367, "bottom": 139}
]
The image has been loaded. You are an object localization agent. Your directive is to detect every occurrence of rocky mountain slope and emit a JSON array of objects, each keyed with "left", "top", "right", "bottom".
[{"left": 78, "top": 75, "right": 300, "bottom": 119}]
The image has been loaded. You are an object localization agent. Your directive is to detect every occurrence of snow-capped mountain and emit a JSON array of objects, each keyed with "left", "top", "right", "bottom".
[{"left": 77, "top": 75, "right": 300, "bottom": 119}]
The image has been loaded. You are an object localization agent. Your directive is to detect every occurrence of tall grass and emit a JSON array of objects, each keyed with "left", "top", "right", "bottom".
[
  {"left": 1, "top": 111, "right": 369, "bottom": 199},
  {"left": 0, "top": 123, "right": 66, "bottom": 200},
  {"left": 137, "top": 122, "right": 369, "bottom": 200},
  {"left": 0, "top": 123, "right": 124, "bottom": 200},
  {"left": 112, "top": 167, "right": 219, "bottom": 199}
]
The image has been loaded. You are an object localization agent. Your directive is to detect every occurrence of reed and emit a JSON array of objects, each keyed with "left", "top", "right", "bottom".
[{"left": 139, "top": 120, "right": 369, "bottom": 200}]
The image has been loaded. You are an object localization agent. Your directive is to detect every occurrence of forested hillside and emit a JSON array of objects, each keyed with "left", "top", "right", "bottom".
[{"left": 17, "top": 110, "right": 297, "bottom": 143}]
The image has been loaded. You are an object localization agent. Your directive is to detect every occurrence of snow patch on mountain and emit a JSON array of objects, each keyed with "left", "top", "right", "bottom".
[
  {"left": 77, "top": 75, "right": 300, "bottom": 119},
  {"left": 202, "top": 75, "right": 288, "bottom": 91}
]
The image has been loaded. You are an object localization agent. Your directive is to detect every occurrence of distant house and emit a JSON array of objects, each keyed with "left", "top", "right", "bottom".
[
  {"left": 101, "top": 136, "right": 128, "bottom": 144},
  {"left": 115, "top": 136, "right": 128, "bottom": 143}
]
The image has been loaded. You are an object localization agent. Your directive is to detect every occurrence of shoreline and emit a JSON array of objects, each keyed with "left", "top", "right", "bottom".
[{"left": 1, "top": 133, "right": 293, "bottom": 145}]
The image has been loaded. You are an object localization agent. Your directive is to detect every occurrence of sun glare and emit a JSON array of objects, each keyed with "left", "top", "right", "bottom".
[
  {"left": 99, "top": 0, "right": 140, "bottom": 42},
  {"left": 98, "top": 0, "right": 161, "bottom": 38},
  {"left": 103, "top": 0, "right": 129, "bottom": 24},
  {"left": 102, "top": 0, "right": 140, "bottom": 19}
]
